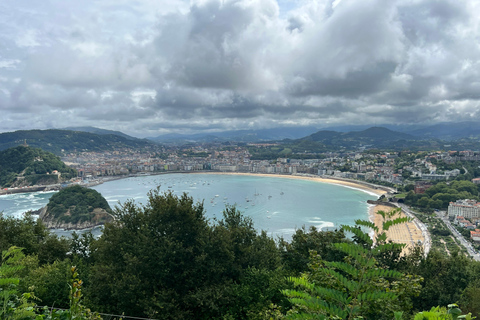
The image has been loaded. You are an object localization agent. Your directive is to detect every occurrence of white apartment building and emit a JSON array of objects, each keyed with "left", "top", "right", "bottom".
[{"left": 448, "top": 199, "right": 480, "bottom": 218}]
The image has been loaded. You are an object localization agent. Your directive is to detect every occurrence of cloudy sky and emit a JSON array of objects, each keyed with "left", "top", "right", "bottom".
[{"left": 1, "top": 0, "right": 480, "bottom": 137}]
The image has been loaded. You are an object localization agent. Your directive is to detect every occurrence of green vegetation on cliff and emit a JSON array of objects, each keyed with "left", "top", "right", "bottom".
[
  {"left": 0, "top": 146, "right": 76, "bottom": 188},
  {"left": 46, "top": 185, "right": 111, "bottom": 224}
]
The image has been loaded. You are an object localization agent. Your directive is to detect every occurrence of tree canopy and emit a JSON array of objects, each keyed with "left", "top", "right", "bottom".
[{"left": 46, "top": 185, "right": 111, "bottom": 224}]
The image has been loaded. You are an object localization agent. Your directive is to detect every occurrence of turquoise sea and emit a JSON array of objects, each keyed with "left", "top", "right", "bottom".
[{"left": 0, "top": 173, "right": 378, "bottom": 239}]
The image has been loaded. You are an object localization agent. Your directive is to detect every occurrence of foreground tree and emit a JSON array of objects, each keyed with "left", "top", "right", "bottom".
[
  {"left": 0, "top": 213, "right": 70, "bottom": 265},
  {"left": 88, "top": 189, "right": 285, "bottom": 319},
  {"left": 283, "top": 208, "right": 422, "bottom": 319},
  {"left": 279, "top": 226, "right": 347, "bottom": 274}
]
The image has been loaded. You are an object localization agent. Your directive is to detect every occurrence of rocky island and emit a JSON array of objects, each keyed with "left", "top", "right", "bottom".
[{"left": 38, "top": 185, "right": 113, "bottom": 230}]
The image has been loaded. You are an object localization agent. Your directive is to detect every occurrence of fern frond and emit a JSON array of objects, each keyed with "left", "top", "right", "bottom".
[
  {"left": 382, "top": 217, "right": 410, "bottom": 231},
  {"left": 312, "top": 286, "right": 350, "bottom": 306},
  {"left": 353, "top": 220, "right": 378, "bottom": 233},
  {"left": 325, "top": 261, "right": 359, "bottom": 278},
  {"left": 333, "top": 242, "right": 370, "bottom": 257},
  {"left": 322, "top": 268, "right": 360, "bottom": 292},
  {"left": 285, "top": 311, "right": 328, "bottom": 319},
  {"left": 0, "top": 277, "right": 20, "bottom": 286},
  {"left": 287, "top": 276, "right": 315, "bottom": 291},
  {"left": 356, "top": 290, "right": 397, "bottom": 302},
  {"left": 363, "top": 268, "right": 402, "bottom": 280},
  {"left": 342, "top": 226, "right": 374, "bottom": 246}
]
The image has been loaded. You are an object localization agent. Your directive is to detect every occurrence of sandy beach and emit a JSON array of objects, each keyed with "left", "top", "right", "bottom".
[{"left": 371, "top": 204, "right": 424, "bottom": 255}]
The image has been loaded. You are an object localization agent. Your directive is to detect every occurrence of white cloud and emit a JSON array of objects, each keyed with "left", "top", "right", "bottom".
[
  {"left": 2, "top": 0, "right": 480, "bottom": 135},
  {"left": 0, "top": 59, "right": 21, "bottom": 69}
]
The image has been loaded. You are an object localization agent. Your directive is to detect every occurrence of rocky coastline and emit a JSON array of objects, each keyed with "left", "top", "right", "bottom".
[{"left": 35, "top": 206, "right": 113, "bottom": 230}]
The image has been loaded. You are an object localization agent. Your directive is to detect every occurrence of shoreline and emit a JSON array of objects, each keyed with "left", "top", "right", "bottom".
[{"left": 189, "top": 172, "right": 388, "bottom": 197}]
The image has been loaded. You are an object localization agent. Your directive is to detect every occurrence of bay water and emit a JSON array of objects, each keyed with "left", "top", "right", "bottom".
[{"left": 0, "top": 173, "right": 377, "bottom": 239}]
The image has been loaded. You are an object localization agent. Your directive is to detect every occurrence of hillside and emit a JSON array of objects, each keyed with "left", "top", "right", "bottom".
[
  {"left": 149, "top": 126, "right": 320, "bottom": 144},
  {"left": 410, "top": 121, "right": 480, "bottom": 140},
  {"left": 248, "top": 127, "right": 434, "bottom": 159},
  {"left": 62, "top": 126, "right": 142, "bottom": 141},
  {"left": 305, "top": 127, "right": 416, "bottom": 145},
  {"left": 0, "top": 129, "right": 156, "bottom": 154},
  {"left": 0, "top": 146, "right": 76, "bottom": 188},
  {"left": 40, "top": 185, "right": 113, "bottom": 229}
]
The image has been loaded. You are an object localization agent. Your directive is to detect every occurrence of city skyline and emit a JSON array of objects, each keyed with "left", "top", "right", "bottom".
[{"left": 1, "top": 0, "right": 480, "bottom": 137}]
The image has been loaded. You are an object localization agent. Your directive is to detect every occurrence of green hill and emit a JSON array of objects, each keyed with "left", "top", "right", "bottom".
[
  {"left": 0, "top": 146, "right": 76, "bottom": 188},
  {"left": 62, "top": 126, "right": 142, "bottom": 141},
  {"left": 43, "top": 185, "right": 112, "bottom": 226},
  {"left": 304, "top": 126, "right": 417, "bottom": 146},
  {"left": 0, "top": 129, "right": 155, "bottom": 155}
]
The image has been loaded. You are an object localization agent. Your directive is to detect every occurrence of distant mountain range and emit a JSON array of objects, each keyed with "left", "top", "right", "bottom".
[
  {"left": 147, "top": 122, "right": 480, "bottom": 144},
  {"left": 0, "top": 129, "right": 155, "bottom": 154},
  {"left": 319, "top": 121, "right": 480, "bottom": 141},
  {"left": 408, "top": 122, "right": 480, "bottom": 140},
  {"left": 1, "top": 121, "right": 479, "bottom": 155},
  {"left": 308, "top": 127, "right": 416, "bottom": 142},
  {"left": 148, "top": 126, "right": 320, "bottom": 143},
  {"left": 298, "top": 127, "right": 421, "bottom": 150}
]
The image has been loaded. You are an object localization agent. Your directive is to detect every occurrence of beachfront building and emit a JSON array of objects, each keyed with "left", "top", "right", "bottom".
[
  {"left": 471, "top": 229, "right": 480, "bottom": 243},
  {"left": 448, "top": 199, "right": 480, "bottom": 219}
]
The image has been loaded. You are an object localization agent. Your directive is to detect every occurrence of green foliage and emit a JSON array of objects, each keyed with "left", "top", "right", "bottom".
[
  {"left": 282, "top": 208, "right": 422, "bottom": 320},
  {"left": 1, "top": 250, "right": 100, "bottom": 320},
  {"left": 88, "top": 189, "right": 284, "bottom": 319},
  {"left": 414, "top": 304, "right": 473, "bottom": 320},
  {"left": 21, "top": 259, "right": 70, "bottom": 309},
  {"left": 405, "top": 181, "right": 479, "bottom": 209},
  {"left": 460, "top": 279, "right": 480, "bottom": 317},
  {"left": 413, "top": 250, "right": 475, "bottom": 313},
  {"left": 279, "top": 227, "right": 347, "bottom": 273},
  {"left": 46, "top": 185, "right": 111, "bottom": 224},
  {"left": 0, "top": 146, "right": 76, "bottom": 187},
  {"left": 0, "top": 246, "right": 37, "bottom": 320},
  {"left": 0, "top": 214, "right": 70, "bottom": 265},
  {"left": 0, "top": 129, "right": 153, "bottom": 155},
  {"left": 34, "top": 266, "right": 102, "bottom": 320}
]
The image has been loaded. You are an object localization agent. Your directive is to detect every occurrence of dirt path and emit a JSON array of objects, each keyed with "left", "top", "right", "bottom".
[{"left": 440, "top": 239, "right": 451, "bottom": 256}]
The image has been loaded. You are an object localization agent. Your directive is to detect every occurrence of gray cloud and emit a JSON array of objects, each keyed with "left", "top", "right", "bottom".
[{"left": 2, "top": 0, "right": 480, "bottom": 136}]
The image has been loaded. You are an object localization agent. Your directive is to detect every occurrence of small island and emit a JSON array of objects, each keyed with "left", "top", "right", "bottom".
[{"left": 38, "top": 185, "right": 113, "bottom": 230}]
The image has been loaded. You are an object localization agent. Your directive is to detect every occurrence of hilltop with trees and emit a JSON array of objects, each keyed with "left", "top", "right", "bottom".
[
  {"left": 0, "top": 146, "right": 76, "bottom": 188},
  {"left": 40, "top": 185, "right": 113, "bottom": 229},
  {"left": 0, "top": 129, "right": 155, "bottom": 155}
]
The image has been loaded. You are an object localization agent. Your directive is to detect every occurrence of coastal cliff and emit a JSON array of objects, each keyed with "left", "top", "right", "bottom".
[{"left": 38, "top": 206, "right": 113, "bottom": 230}]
